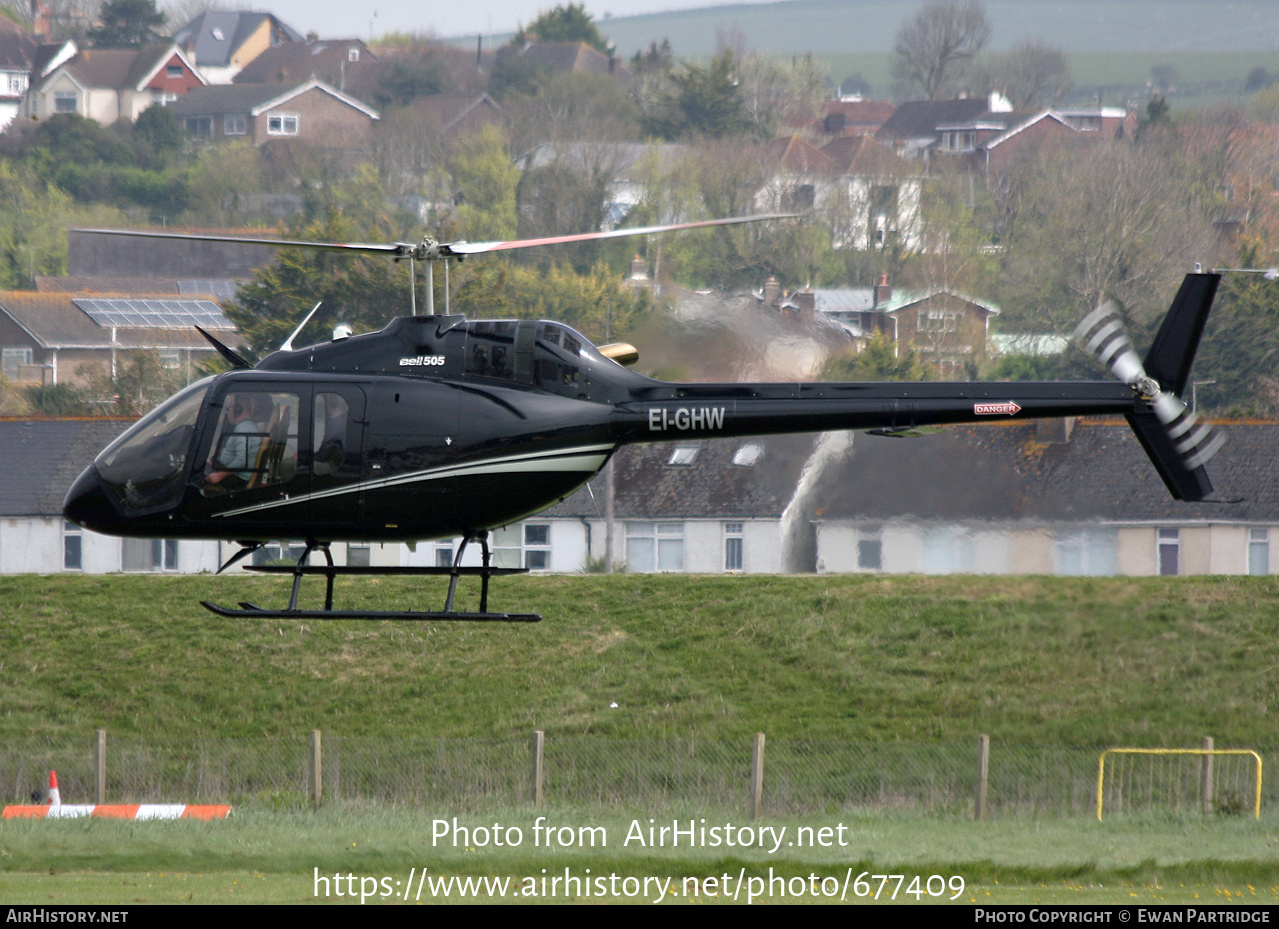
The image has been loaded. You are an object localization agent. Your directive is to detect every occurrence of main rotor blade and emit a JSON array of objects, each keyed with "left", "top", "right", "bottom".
[
  {"left": 72, "top": 227, "right": 413, "bottom": 257},
  {"left": 445, "top": 212, "right": 802, "bottom": 256},
  {"left": 72, "top": 212, "right": 801, "bottom": 262}
]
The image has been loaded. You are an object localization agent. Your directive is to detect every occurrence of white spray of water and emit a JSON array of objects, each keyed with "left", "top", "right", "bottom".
[{"left": 778, "top": 429, "right": 855, "bottom": 573}]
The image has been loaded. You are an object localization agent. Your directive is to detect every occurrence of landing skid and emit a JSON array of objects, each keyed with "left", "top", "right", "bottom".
[{"left": 202, "top": 533, "right": 541, "bottom": 622}]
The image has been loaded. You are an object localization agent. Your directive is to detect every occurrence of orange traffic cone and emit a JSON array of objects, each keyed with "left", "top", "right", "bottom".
[{"left": 46, "top": 771, "right": 60, "bottom": 807}]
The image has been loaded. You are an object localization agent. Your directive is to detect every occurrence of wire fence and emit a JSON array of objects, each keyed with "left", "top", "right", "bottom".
[{"left": 1, "top": 733, "right": 1271, "bottom": 818}]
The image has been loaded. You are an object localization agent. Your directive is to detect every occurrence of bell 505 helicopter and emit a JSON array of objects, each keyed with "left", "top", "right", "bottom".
[{"left": 62, "top": 217, "right": 1227, "bottom": 621}]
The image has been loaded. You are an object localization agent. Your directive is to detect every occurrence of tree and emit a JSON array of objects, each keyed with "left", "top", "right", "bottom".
[
  {"left": 973, "top": 41, "right": 1072, "bottom": 109},
  {"left": 447, "top": 125, "right": 519, "bottom": 242},
  {"left": 823, "top": 332, "right": 924, "bottom": 381},
  {"left": 641, "top": 50, "right": 752, "bottom": 140},
  {"left": 891, "top": 0, "right": 991, "bottom": 100},
  {"left": 736, "top": 52, "right": 829, "bottom": 140},
  {"left": 521, "top": 3, "right": 608, "bottom": 53},
  {"left": 87, "top": 0, "right": 165, "bottom": 46}
]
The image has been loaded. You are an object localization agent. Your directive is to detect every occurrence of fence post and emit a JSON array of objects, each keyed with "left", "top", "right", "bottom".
[
  {"left": 94, "top": 729, "right": 106, "bottom": 805},
  {"left": 975, "top": 734, "right": 989, "bottom": 821},
  {"left": 531, "top": 730, "right": 545, "bottom": 808},
  {"left": 310, "top": 730, "right": 323, "bottom": 810},
  {"left": 749, "top": 732, "right": 765, "bottom": 820},
  {"left": 1201, "top": 736, "right": 1214, "bottom": 814}
]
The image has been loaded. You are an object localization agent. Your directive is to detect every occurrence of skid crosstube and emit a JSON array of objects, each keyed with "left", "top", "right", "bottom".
[
  {"left": 199, "top": 600, "right": 541, "bottom": 622},
  {"left": 210, "top": 533, "right": 534, "bottom": 620}
]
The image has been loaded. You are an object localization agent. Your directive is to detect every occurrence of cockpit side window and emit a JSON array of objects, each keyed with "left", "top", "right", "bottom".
[{"left": 201, "top": 390, "right": 299, "bottom": 496}]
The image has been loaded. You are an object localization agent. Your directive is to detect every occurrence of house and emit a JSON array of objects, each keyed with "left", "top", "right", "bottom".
[
  {"left": 876, "top": 93, "right": 1135, "bottom": 178},
  {"left": 23, "top": 43, "right": 203, "bottom": 125},
  {"left": 68, "top": 227, "right": 275, "bottom": 281},
  {"left": 406, "top": 434, "right": 819, "bottom": 574},
  {"left": 796, "top": 277, "right": 998, "bottom": 369},
  {"left": 752, "top": 135, "right": 923, "bottom": 251},
  {"left": 812, "top": 419, "right": 1278, "bottom": 577},
  {"left": 494, "top": 40, "right": 628, "bottom": 85},
  {"left": 0, "top": 418, "right": 225, "bottom": 574},
  {"left": 808, "top": 97, "right": 896, "bottom": 138},
  {"left": 0, "top": 291, "right": 233, "bottom": 386},
  {"left": 172, "top": 11, "right": 303, "bottom": 84},
  {"left": 232, "top": 37, "right": 372, "bottom": 90},
  {"left": 168, "top": 79, "right": 378, "bottom": 147},
  {"left": 0, "top": 16, "right": 37, "bottom": 129}
]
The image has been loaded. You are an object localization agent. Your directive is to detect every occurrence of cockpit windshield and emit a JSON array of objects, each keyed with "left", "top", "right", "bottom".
[{"left": 95, "top": 376, "right": 212, "bottom": 515}]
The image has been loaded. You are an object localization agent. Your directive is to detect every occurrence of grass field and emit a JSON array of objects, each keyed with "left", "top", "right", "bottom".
[
  {"left": 2, "top": 573, "right": 1278, "bottom": 904},
  {"left": 4, "top": 808, "right": 1279, "bottom": 904}
]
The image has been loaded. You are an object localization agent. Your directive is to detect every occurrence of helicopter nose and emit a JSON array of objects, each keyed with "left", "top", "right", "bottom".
[{"left": 63, "top": 466, "right": 117, "bottom": 533}]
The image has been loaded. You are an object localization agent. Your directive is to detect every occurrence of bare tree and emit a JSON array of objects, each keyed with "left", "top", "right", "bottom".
[
  {"left": 973, "top": 41, "right": 1072, "bottom": 110},
  {"left": 892, "top": 0, "right": 991, "bottom": 101}
]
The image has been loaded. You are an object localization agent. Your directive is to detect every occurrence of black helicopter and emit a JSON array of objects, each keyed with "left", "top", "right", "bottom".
[{"left": 62, "top": 218, "right": 1227, "bottom": 622}]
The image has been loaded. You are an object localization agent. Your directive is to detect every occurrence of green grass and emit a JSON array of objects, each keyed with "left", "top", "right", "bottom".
[
  {"left": 2, "top": 573, "right": 1278, "bottom": 745},
  {"left": 4, "top": 573, "right": 1279, "bottom": 904},
  {"left": 4, "top": 808, "right": 1279, "bottom": 904}
]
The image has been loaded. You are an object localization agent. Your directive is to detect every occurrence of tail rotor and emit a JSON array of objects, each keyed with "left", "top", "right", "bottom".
[{"left": 1073, "top": 288, "right": 1225, "bottom": 498}]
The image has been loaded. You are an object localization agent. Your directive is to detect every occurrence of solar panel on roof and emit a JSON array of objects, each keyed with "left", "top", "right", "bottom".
[{"left": 73, "top": 298, "right": 236, "bottom": 330}]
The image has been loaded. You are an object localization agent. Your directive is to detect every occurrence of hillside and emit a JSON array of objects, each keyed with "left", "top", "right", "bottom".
[{"left": 3, "top": 573, "right": 1277, "bottom": 746}]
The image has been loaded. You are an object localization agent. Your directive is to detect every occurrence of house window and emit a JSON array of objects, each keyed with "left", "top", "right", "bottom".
[
  {"left": 627, "top": 522, "right": 684, "bottom": 572},
  {"left": 267, "top": 113, "right": 299, "bottom": 135},
  {"left": 1054, "top": 528, "right": 1117, "bottom": 576},
  {"left": 435, "top": 542, "right": 455, "bottom": 567},
  {"left": 922, "top": 526, "right": 974, "bottom": 574},
  {"left": 159, "top": 349, "right": 181, "bottom": 369},
  {"left": 185, "top": 116, "right": 212, "bottom": 137},
  {"left": 732, "top": 444, "right": 763, "bottom": 466},
  {"left": 917, "top": 310, "right": 959, "bottom": 333},
  {"left": 7, "top": 73, "right": 27, "bottom": 95},
  {"left": 54, "top": 91, "right": 76, "bottom": 113},
  {"left": 724, "top": 522, "right": 743, "bottom": 572},
  {"left": 1158, "top": 528, "right": 1180, "bottom": 576},
  {"left": 224, "top": 114, "right": 246, "bottom": 135},
  {"left": 122, "top": 538, "right": 179, "bottom": 571},
  {"left": 2, "top": 346, "right": 32, "bottom": 380},
  {"left": 63, "top": 521, "right": 82, "bottom": 571},
  {"left": 1249, "top": 529, "right": 1269, "bottom": 576},
  {"left": 166, "top": 64, "right": 183, "bottom": 79},
  {"left": 492, "top": 523, "right": 551, "bottom": 570},
  {"left": 348, "top": 543, "right": 371, "bottom": 567},
  {"left": 348, "top": 48, "right": 360, "bottom": 61},
  {"left": 858, "top": 526, "right": 883, "bottom": 571},
  {"left": 152, "top": 91, "right": 177, "bottom": 106}
]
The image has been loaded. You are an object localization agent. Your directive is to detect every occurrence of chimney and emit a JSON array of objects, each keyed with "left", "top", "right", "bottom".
[
  {"left": 763, "top": 275, "right": 781, "bottom": 308},
  {"left": 873, "top": 273, "right": 892, "bottom": 308},
  {"left": 793, "top": 289, "right": 815, "bottom": 312},
  {"left": 1036, "top": 417, "right": 1075, "bottom": 445}
]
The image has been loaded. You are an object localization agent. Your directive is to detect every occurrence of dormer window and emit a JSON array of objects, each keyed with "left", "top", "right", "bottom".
[
  {"left": 732, "top": 443, "right": 763, "bottom": 466},
  {"left": 668, "top": 446, "right": 699, "bottom": 466},
  {"left": 348, "top": 48, "right": 359, "bottom": 61},
  {"left": 211, "top": 27, "right": 224, "bottom": 40}
]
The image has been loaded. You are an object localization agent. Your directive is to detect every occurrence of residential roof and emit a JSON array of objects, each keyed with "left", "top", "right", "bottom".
[
  {"left": 543, "top": 435, "right": 818, "bottom": 520},
  {"left": 0, "top": 292, "right": 221, "bottom": 350},
  {"left": 404, "top": 93, "right": 502, "bottom": 133},
  {"left": 820, "top": 134, "right": 913, "bottom": 175},
  {"left": 764, "top": 135, "right": 836, "bottom": 174},
  {"left": 172, "top": 11, "right": 303, "bottom": 68},
  {"left": 812, "top": 420, "right": 1279, "bottom": 524},
  {"left": 169, "top": 79, "right": 378, "bottom": 119},
  {"left": 232, "top": 38, "right": 372, "bottom": 84},
  {"left": 0, "top": 17, "right": 37, "bottom": 73},
  {"left": 817, "top": 98, "right": 896, "bottom": 134},
  {"left": 46, "top": 43, "right": 189, "bottom": 92},
  {"left": 875, "top": 98, "right": 991, "bottom": 143},
  {"left": 0, "top": 419, "right": 132, "bottom": 516}
]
